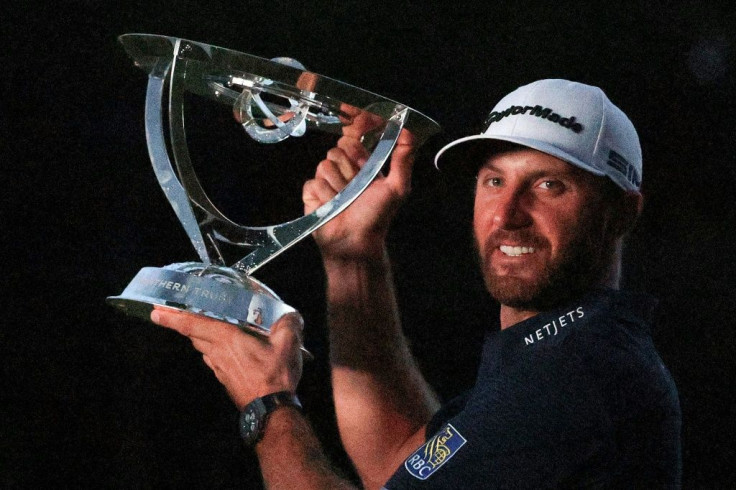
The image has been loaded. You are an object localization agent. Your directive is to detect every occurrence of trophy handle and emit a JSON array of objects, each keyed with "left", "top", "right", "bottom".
[
  {"left": 232, "top": 105, "right": 407, "bottom": 275},
  {"left": 145, "top": 57, "right": 217, "bottom": 266},
  {"left": 146, "top": 38, "right": 412, "bottom": 276},
  {"left": 146, "top": 40, "right": 270, "bottom": 268}
]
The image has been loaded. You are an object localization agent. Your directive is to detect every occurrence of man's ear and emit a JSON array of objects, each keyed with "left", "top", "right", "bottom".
[{"left": 615, "top": 191, "right": 644, "bottom": 236}]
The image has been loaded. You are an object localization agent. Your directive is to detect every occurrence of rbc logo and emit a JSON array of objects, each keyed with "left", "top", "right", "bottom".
[{"left": 404, "top": 424, "right": 467, "bottom": 480}]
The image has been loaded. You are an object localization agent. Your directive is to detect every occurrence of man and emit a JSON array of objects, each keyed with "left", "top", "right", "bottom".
[{"left": 151, "top": 79, "right": 681, "bottom": 488}]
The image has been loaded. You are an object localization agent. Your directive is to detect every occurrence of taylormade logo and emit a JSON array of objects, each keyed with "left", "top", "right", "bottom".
[{"left": 485, "top": 105, "right": 584, "bottom": 133}]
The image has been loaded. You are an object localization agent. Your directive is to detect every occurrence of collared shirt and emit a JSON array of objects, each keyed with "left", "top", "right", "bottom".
[{"left": 384, "top": 288, "right": 681, "bottom": 488}]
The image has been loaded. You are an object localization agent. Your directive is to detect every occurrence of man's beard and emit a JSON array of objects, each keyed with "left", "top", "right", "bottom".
[{"left": 475, "top": 217, "right": 615, "bottom": 311}]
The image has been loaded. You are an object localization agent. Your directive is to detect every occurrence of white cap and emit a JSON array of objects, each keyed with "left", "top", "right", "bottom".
[{"left": 435, "top": 79, "right": 642, "bottom": 191}]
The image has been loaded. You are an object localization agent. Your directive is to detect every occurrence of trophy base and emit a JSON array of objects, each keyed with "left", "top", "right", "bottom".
[{"left": 107, "top": 262, "right": 297, "bottom": 337}]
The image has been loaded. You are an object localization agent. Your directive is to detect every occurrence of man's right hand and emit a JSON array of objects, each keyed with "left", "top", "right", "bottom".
[{"left": 302, "top": 105, "right": 416, "bottom": 261}]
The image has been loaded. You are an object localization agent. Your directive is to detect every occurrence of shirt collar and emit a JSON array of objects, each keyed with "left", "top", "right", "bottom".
[{"left": 477, "top": 288, "right": 657, "bottom": 376}]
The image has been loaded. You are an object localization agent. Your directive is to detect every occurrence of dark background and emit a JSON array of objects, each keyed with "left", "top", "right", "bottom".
[{"left": 3, "top": 1, "right": 735, "bottom": 487}]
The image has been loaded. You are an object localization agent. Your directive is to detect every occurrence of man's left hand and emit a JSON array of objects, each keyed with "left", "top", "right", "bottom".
[{"left": 150, "top": 307, "right": 304, "bottom": 410}]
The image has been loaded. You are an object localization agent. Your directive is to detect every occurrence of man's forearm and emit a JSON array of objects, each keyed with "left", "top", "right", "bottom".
[
  {"left": 324, "top": 248, "right": 440, "bottom": 486},
  {"left": 256, "top": 407, "right": 356, "bottom": 489}
]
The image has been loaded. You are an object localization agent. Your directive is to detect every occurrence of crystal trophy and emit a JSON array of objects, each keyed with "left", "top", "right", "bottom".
[{"left": 107, "top": 34, "right": 440, "bottom": 342}]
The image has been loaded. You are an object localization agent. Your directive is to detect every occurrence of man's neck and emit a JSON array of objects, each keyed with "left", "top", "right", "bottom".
[
  {"left": 499, "top": 306, "right": 539, "bottom": 330},
  {"left": 499, "top": 262, "right": 623, "bottom": 330}
]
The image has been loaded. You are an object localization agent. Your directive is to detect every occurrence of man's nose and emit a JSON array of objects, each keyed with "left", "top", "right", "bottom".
[{"left": 493, "top": 189, "right": 531, "bottom": 230}]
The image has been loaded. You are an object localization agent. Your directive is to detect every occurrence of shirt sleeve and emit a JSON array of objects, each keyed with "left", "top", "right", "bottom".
[{"left": 424, "top": 392, "right": 471, "bottom": 438}]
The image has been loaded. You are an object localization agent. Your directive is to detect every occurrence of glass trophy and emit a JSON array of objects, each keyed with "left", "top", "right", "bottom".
[{"left": 107, "top": 34, "right": 440, "bottom": 343}]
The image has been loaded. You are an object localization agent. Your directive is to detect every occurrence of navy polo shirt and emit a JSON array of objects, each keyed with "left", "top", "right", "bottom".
[{"left": 384, "top": 288, "right": 681, "bottom": 488}]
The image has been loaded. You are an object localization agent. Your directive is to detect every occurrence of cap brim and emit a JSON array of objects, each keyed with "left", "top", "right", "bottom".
[{"left": 434, "top": 134, "right": 606, "bottom": 178}]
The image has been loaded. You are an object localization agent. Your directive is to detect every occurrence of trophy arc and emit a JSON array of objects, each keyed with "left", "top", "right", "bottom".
[{"left": 107, "top": 34, "right": 440, "bottom": 341}]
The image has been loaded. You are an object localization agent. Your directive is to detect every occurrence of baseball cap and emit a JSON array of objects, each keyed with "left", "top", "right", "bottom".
[{"left": 434, "top": 79, "right": 642, "bottom": 191}]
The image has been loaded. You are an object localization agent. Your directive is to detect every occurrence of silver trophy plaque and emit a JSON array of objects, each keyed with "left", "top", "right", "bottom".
[{"left": 107, "top": 34, "right": 440, "bottom": 341}]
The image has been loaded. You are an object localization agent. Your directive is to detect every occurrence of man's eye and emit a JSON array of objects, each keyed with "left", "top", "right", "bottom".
[
  {"left": 539, "top": 180, "right": 563, "bottom": 191},
  {"left": 482, "top": 177, "right": 503, "bottom": 187}
]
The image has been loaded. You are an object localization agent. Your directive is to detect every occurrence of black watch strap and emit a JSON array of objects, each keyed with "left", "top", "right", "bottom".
[
  {"left": 239, "top": 391, "right": 302, "bottom": 446},
  {"left": 262, "top": 391, "right": 302, "bottom": 413}
]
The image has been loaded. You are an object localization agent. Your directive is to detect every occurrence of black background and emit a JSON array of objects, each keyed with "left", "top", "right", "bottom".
[{"left": 3, "top": 1, "right": 735, "bottom": 487}]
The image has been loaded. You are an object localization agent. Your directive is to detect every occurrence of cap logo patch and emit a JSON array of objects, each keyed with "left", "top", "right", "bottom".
[
  {"left": 404, "top": 423, "right": 467, "bottom": 480},
  {"left": 606, "top": 150, "right": 641, "bottom": 188},
  {"left": 485, "top": 105, "right": 584, "bottom": 134}
]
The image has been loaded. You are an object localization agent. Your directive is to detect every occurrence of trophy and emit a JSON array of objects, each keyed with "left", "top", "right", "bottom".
[{"left": 107, "top": 34, "right": 440, "bottom": 342}]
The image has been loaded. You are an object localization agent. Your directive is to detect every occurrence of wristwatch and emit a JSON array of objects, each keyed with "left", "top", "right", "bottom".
[{"left": 239, "top": 391, "right": 302, "bottom": 446}]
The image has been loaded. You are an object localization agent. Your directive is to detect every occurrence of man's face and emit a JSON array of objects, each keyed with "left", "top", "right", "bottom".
[{"left": 473, "top": 147, "right": 616, "bottom": 310}]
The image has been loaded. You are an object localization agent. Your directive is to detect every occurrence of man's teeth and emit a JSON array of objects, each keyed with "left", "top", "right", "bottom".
[{"left": 499, "top": 245, "right": 536, "bottom": 256}]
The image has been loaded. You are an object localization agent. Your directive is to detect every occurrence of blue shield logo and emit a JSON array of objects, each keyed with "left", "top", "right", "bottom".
[{"left": 404, "top": 424, "right": 467, "bottom": 480}]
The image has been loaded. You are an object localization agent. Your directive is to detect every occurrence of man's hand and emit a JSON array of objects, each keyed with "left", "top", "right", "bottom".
[
  {"left": 303, "top": 105, "right": 417, "bottom": 261},
  {"left": 150, "top": 307, "right": 304, "bottom": 411}
]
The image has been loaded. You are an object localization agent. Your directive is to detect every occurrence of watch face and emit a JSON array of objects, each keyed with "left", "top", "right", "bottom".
[
  {"left": 240, "top": 407, "right": 262, "bottom": 445},
  {"left": 239, "top": 393, "right": 299, "bottom": 446}
]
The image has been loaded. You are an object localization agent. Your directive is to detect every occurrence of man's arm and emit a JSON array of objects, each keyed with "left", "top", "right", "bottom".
[
  {"left": 255, "top": 407, "right": 356, "bottom": 489},
  {"left": 151, "top": 308, "right": 358, "bottom": 490},
  {"left": 324, "top": 253, "right": 440, "bottom": 489},
  {"left": 303, "top": 108, "right": 440, "bottom": 488}
]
